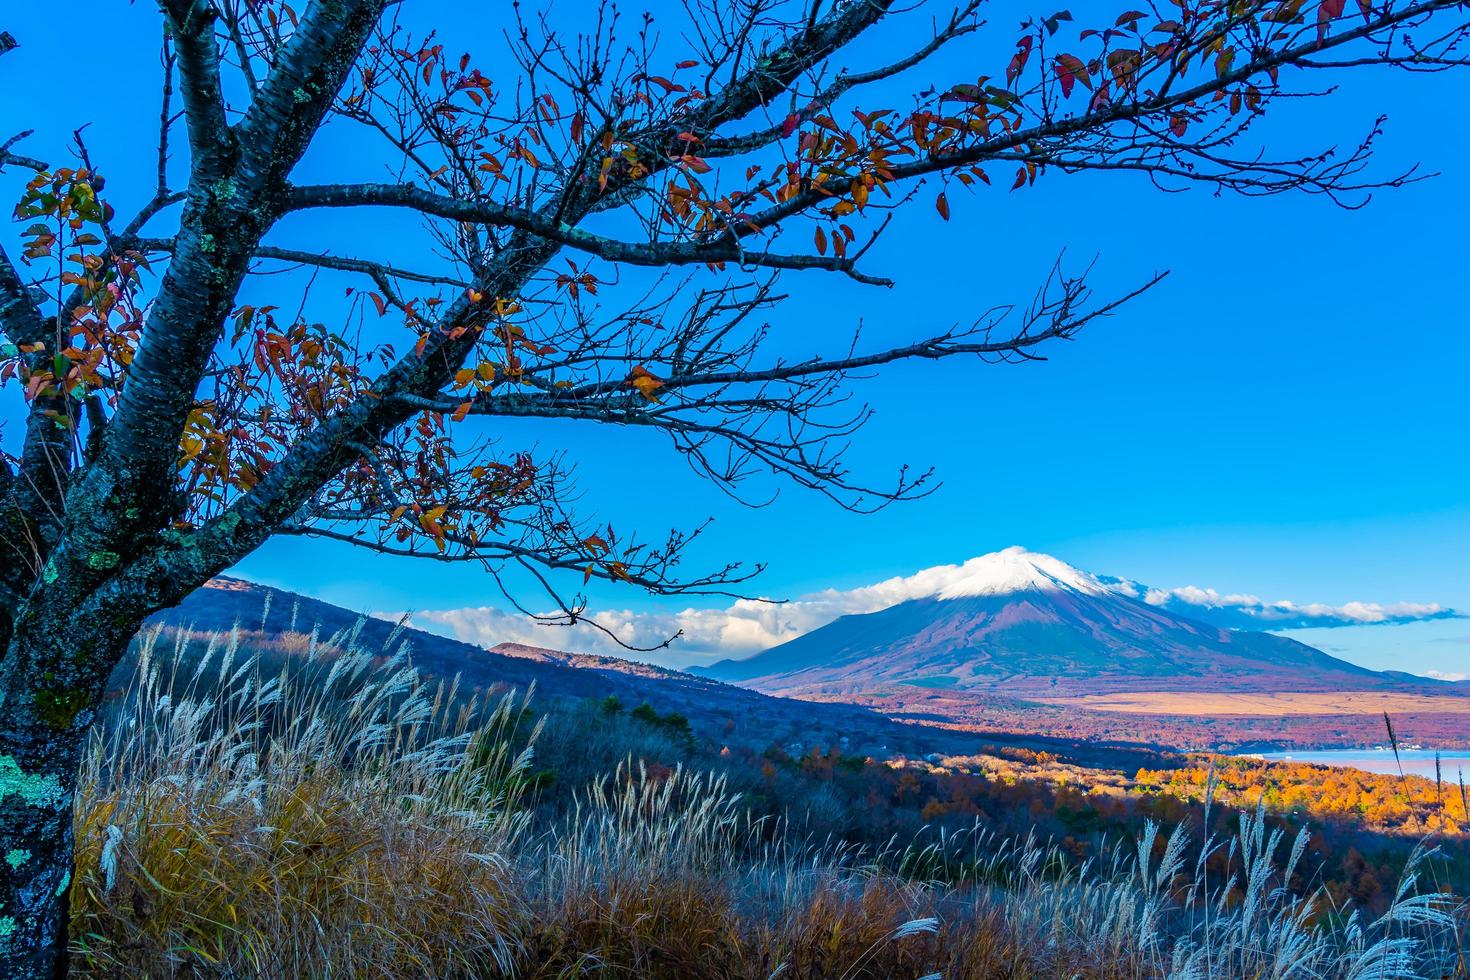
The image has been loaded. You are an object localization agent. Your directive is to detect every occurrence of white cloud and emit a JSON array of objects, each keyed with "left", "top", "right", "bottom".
[
  {"left": 1128, "top": 583, "right": 1451, "bottom": 628},
  {"left": 399, "top": 591, "right": 882, "bottom": 667},
  {"left": 390, "top": 548, "right": 1457, "bottom": 666}
]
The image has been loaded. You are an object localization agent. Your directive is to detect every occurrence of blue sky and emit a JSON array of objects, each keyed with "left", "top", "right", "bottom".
[{"left": 2, "top": 2, "right": 1468, "bottom": 674}]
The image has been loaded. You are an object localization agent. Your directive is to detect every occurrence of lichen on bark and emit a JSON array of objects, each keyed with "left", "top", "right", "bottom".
[{"left": 0, "top": 755, "right": 67, "bottom": 810}]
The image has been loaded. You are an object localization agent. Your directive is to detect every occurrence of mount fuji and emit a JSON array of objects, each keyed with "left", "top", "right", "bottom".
[{"left": 700, "top": 547, "right": 1416, "bottom": 697}]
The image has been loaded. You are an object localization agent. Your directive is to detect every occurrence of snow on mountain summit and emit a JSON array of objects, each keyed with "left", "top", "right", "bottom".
[{"left": 932, "top": 546, "right": 1111, "bottom": 599}]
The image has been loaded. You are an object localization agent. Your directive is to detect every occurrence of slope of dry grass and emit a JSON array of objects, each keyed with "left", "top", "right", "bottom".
[{"left": 68, "top": 625, "right": 1470, "bottom": 978}]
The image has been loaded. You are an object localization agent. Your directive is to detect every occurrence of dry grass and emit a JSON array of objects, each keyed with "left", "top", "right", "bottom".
[
  {"left": 71, "top": 626, "right": 530, "bottom": 977},
  {"left": 68, "top": 625, "right": 1470, "bottom": 978}
]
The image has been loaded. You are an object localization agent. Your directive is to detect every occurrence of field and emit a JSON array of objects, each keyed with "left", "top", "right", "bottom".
[
  {"left": 1035, "top": 690, "right": 1470, "bottom": 717},
  {"left": 800, "top": 685, "right": 1470, "bottom": 752}
]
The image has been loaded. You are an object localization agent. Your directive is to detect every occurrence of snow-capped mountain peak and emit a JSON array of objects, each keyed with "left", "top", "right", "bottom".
[
  {"left": 703, "top": 545, "right": 1390, "bottom": 695},
  {"left": 933, "top": 546, "right": 1110, "bottom": 599}
]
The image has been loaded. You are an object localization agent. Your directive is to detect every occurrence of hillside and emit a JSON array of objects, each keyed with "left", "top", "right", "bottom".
[
  {"left": 74, "top": 604, "right": 1470, "bottom": 978},
  {"left": 142, "top": 576, "right": 1174, "bottom": 769}
]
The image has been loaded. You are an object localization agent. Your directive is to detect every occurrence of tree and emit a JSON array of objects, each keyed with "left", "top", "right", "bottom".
[{"left": 0, "top": 0, "right": 1466, "bottom": 973}]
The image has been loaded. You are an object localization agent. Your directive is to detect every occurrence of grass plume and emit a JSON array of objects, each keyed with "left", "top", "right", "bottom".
[{"left": 67, "top": 624, "right": 1470, "bottom": 978}]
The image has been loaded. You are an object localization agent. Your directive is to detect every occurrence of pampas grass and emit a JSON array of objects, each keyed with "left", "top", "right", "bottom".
[
  {"left": 67, "top": 624, "right": 1470, "bottom": 978},
  {"left": 71, "top": 625, "right": 529, "bottom": 976}
]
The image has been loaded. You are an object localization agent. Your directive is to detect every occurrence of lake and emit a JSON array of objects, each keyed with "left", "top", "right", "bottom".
[{"left": 1247, "top": 749, "right": 1470, "bottom": 779}]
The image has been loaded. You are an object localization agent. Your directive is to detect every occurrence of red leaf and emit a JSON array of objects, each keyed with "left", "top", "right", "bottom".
[
  {"left": 1006, "top": 36, "right": 1034, "bottom": 85},
  {"left": 935, "top": 192, "right": 950, "bottom": 221},
  {"left": 1053, "top": 54, "right": 1091, "bottom": 98},
  {"left": 1318, "top": 0, "right": 1347, "bottom": 39}
]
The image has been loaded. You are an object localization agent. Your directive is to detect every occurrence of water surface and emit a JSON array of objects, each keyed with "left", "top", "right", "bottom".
[{"left": 1247, "top": 749, "right": 1470, "bottom": 779}]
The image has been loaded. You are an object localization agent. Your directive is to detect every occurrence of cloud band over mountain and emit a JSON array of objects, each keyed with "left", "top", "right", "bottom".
[
  {"left": 1097, "top": 578, "right": 1455, "bottom": 631},
  {"left": 398, "top": 547, "right": 1458, "bottom": 664}
]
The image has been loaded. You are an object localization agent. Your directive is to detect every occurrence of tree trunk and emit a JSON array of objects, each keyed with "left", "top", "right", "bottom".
[
  {"left": 0, "top": 626, "right": 121, "bottom": 980},
  {"left": 0, "top": 710, "right": 83, "bottom": 979}
]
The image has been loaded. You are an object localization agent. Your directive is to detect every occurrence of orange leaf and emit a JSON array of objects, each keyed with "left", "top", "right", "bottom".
[{"left": 628, "top": 364, "right": 665, "bottom": 402}]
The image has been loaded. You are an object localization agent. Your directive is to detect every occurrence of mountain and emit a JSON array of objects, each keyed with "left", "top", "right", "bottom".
[
  {"left": 701, "top": 547, "right": 1416, "bottom": 697},
  {"left": 144, "top": 570, "right": 1470, "bottom": 753},
  {"left": 140, "top": 576, "right": 1174, "bottom": 766}
]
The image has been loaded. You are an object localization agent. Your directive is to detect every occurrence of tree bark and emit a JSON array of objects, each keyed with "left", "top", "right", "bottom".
[
  {"left": 0, "top": 630, "right": 123, "bottom": 979},
  {"left": 0, "top": 718, "right": 82, "bottom": 978}
]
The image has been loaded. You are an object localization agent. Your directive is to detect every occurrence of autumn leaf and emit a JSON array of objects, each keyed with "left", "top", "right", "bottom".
[
  {"left": 451, "top": 401, "right": 472, "bottom": 423},
  {"left": 1318, "top": 0, "right": 1347, "bottom": 39},
  {"left": 935, "top": 192, "right": 950, "bottom": 221},
  {"left": 1053, "top": 54, "right": 1091, "bottom": 97},
  {"left": 628, "top": 364, "right": 665, "bottom": 401},
  {"left": 1006, "top": 36, "right": 1034, "bottom": 85}
]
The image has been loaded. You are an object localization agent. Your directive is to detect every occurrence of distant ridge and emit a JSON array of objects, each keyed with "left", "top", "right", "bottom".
[
  {"left": 144, "top": 576, "right": 1174, "bottom": 765},
  {"left": 700, "top": 547, "right": 1433, "bottom": 697}
]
